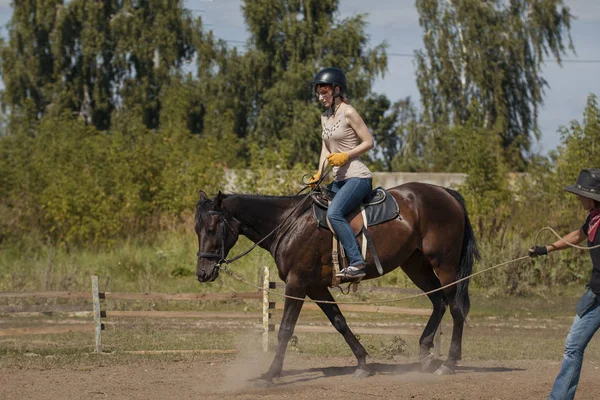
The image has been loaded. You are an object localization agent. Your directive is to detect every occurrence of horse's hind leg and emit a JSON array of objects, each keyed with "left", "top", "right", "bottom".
[
  {"left": 424, "top": 256, "right": 468, "bottom": 376},
  {"left": 400, "top": 251, "right": 448, "bottom": 372},
  {"left": 434, "top": 288, "right": 467, "bottom": 375},
  {"left": 308, "top": 285, "right": 370, "bottom": 378}
]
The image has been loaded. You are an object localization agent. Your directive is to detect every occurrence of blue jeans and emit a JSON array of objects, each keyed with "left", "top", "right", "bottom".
[
  {"left": 326, "top": 177, "right": 372, "bottom": 267},
  {"left": 548, "top": 300, "right": 600, "bottom": 400}
]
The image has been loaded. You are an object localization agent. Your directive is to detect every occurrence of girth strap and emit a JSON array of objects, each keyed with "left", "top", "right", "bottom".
[
  {"left": 360, "top": 205, "right": 368, "bottom": 261},
  {"left": 361, "top": 227, "right": 384, "bottom": 275}
]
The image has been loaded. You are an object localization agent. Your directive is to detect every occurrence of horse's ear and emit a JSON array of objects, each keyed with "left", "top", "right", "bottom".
[
  {"left": 199, "top": 190, "right": 208, "bottom": 201},
  {"left": 215, "top": 191, "right": 224, "bottom": 209}
]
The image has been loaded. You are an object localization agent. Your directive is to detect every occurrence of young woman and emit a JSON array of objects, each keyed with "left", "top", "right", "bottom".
[
  {"left": 529, "top": 168, "right": 600, "bottom": 400},
  {"left": 308, "top": 67, "right": 374, "bottom": 279}
]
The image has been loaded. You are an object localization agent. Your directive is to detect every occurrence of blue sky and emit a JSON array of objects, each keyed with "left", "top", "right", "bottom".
[{"left": 1, "top": 0, "right": 598, "bottom": 155}]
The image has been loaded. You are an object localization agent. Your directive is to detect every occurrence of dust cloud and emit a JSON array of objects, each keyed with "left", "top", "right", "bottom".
[{"left": 217, "top": 330, "right": 273, "bottom": 393}]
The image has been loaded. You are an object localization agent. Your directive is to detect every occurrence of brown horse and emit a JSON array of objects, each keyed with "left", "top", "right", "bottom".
[{"left": 195, "top": 183, "right": 479, "bottom": 381}]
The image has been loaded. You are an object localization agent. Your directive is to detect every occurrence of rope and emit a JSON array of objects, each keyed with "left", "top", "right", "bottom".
[
  {"left": 534, "top": 226, "right": 600, "bottom": 250},
  {"left": 220, "top": 225, "right": 598, "bottom": 305},
  {"left": 221, "top": 255, "right": 528, "bottom": 305}
]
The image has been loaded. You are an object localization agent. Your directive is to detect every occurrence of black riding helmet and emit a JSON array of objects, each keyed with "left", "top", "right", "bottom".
[{"left": 310, "top": 67, "right": 347, "bottom": 97}]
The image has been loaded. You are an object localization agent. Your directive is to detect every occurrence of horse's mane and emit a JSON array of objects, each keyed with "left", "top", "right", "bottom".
[
  {"left": 224, "top": 192, "right": 305, "bottom": 201},
  {"left": 268, "top": 193, "right": 314, "bottom": 255}
]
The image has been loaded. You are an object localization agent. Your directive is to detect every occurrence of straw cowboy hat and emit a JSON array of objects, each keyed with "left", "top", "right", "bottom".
[{"left": 565, "top": 168, "right": 600, "bottom": 202}]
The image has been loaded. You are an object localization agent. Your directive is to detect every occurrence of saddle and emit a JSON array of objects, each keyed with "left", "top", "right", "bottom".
[
  {"left": 311, "top": 187, "right": 400, "bottom": 287},
  {"left": 312, "top": 187, "right": 399, "bottom": 233}
]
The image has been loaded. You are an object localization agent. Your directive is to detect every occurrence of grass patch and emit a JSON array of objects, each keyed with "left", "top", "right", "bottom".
[{"left": 2, "top": 231, "right": 599, "bottom": 371}]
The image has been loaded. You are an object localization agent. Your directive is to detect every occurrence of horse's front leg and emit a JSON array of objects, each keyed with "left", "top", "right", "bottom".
[
  {"left": 262, "top": 278, "right": 306, "bottom": 382},
  {"left": 308, "top": 285, "right": 370, "bottom": 378}
]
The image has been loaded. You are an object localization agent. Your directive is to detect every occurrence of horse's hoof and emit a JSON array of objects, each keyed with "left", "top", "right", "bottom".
[
  {"left": 352, "top": 368, "right": 372, "bottom": 379},
  {"left": 254, "top": 378, "right": 274, "bottom": 387},
  {"left": 420, "top": 353, "right": 438, "bottom": 373},
  {"left": 433, "top": 365, "right": 455, "bottom": 376}
]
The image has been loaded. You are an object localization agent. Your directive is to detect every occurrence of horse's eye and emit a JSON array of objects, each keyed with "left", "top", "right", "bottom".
[{"left": 207, "top": 227, "right": 216, "bottom": 235}]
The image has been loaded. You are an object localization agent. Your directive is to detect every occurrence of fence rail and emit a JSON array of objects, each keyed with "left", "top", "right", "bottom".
[
  {"left": 0, "top": 291, "right": 262, "bottom": 301},
  {"left": 0, "top": 267, "right": 441, "bottom": 355}
]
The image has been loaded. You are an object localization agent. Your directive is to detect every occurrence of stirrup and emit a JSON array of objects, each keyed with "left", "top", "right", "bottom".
[{"left": 336, "top": 266, "right": 366, "bottom": 279}]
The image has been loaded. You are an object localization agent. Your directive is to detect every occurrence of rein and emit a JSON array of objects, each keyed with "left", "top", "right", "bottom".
[{"left": 197, "top": 165, "right": 333, "bottom": 269}]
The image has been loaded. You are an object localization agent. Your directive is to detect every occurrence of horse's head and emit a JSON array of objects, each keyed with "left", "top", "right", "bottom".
[{"left": 195, "top": 190, "right": 239, "bottom": 282}]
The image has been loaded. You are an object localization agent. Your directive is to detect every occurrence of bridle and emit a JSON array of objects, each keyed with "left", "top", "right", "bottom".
[
  {"left": 196, "top": 207, "right": 284, "bottom": 270},
  {"left": 196, "top": 210, "right": 236, "bottom": 267}
]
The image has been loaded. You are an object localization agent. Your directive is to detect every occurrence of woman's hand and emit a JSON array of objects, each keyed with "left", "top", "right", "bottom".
[
  {"left": 528, "top": 246, "right": 549, "bottom": 257},
  {"left": 327, "top": 152, "right": 349, "bottom": 167},
  {"left": 308, "top": 172, "right": 321, "bottom": 188}
]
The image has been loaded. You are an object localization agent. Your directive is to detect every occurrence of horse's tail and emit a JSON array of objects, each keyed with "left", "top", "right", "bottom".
[{"left": 444, "top": 188, "right": 480, "bottom": 320}]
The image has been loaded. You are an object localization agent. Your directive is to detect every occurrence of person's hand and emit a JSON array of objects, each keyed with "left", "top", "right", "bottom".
[
  {"left": 528, "top": 246, "right": 548, "bottom": 258},
  {"left": 308, "top": 171, "right": 321, "bottom": 188},
  {"left": 327, "top": 152, "right": 349, "bottom": 167}
]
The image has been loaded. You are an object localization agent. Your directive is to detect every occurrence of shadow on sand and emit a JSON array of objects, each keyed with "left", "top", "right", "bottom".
[{"left": 251, "top": 360, "right": 525, "bottom": 387}]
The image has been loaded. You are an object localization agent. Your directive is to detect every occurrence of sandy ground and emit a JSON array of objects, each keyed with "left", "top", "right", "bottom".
[{"left": 1, "top": 353, "right": 599, "bottom": 400}]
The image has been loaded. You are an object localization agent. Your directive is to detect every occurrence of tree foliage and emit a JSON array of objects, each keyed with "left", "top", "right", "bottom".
[
  {"left": 0, "top": 0, "right": 202, "bottom": 130},
  {"left": 415, "top": 0, "right": 573, "bottom": 168},
  {"left": 0, "top": 0, "right": 61, "bottom": 128},
  {"left": 240, "top": 0, "right": 387, "bottom": 167},
  {"left": 0, "top": 113, "right": 224, "bottom": 246},
  {"left": 0, "top": 0, "right": 390, "bottom": 245}
]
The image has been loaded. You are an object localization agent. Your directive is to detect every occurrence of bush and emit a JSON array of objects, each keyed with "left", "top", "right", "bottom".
[{"left": 0, "top": 113, "right": 224, "bottom": 246}]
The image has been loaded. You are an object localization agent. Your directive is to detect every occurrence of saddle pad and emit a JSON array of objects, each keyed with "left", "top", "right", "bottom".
[{"left": 312, "top": 188, "right": 400, "bottom": 230}]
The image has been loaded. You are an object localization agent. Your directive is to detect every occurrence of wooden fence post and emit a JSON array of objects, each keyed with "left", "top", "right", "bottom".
[
  {"left": 91, "top": 275, "right": 103, "bottom": 353},
  {"left": 262, "top": 266, "right": 270, "bottom": 352}
]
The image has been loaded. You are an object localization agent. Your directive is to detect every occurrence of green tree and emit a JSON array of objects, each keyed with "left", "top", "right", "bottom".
[
  {"left": 0, "top": 0, "right": 62, "bottom": 130},
  {"left": 554, "top": 94, "right": 600, "bottom": 183},
  {"left": 507, "top": 93, "right": 600, "bottom": 290},
  {"left": 109, "top": 0, "right": 200, "bottom": 129},
  {"left": 415, "top": 0, "right": 573, "bottom": 168},
  {"left": 548, "top": 93, "right": 600, "bottom": 218},
  {"left": 195, "top": 43, "right": 259, "bottom": 167},
  {"left": 240, "top": 0, "right": 387, "bottom": 168},
  {"left": 1, "top": 0, "right": 203, "bottom": 131},
  {"left": 362, "top": 95, "right": 423, "bottom": 172},
  {"left": 520, "top": 93, "right": 600, "bottom": 230}
]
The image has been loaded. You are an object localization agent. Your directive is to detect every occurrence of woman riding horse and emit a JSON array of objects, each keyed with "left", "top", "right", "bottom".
[
  {"left": 308, "top": 67, "right": 374, "bottom": 279},
  {"left": 195, "top": 68, "right": 480, "bottom": 383}
]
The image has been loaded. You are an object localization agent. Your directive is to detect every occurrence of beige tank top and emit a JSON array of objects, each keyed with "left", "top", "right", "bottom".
[{"left": 321, "top": 103, "right": 372, "bottom": 181}]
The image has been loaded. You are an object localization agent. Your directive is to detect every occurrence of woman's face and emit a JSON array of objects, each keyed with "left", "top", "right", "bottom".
[
  {"left": 578, "top": 195, "right": 595, "bottom": 211},
  {"left": 316, "top": 84, "right": 333, "bottom": 108}
]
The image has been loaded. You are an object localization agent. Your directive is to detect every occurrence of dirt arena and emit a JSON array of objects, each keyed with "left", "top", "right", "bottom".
[
  {"left": 2, "top": 291, "right": 599, "bottom": 399},
  {"left": 1, "top": 352, "right": 599, "bottom": 400}
]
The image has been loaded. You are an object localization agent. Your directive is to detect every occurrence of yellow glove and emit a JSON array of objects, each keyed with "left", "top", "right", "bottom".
[
  {"left": 327, "top": 152, "right": 349, "bottom": 167},
  {"left": 308, "top": 171, "right": 321, "bottom": 188}
]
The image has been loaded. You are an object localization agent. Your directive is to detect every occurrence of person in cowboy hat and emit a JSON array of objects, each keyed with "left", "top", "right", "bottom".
[
  {"left": 307, "top": 67, "right": 374, "bottom": 279},
  {"left": 529, "top": 168, "right": 600, "bottom": 400}
]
